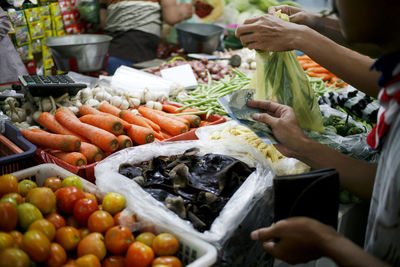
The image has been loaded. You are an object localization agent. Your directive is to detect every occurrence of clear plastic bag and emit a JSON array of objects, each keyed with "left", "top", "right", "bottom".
[
  {"left": 95, "top": 139, "right": 275, "bottom": 266},
  {"left": 251, "top": 50, "right": 324, "bottom": 132}
]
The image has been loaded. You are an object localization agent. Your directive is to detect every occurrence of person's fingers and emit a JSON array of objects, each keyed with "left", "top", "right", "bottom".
[
  {"left": 247, "top": 100, "right": 283, "bottom": 114},
  {"left": 251, "top": 226, "right": 279, "bottom": 242},
  {"left": 289, "top": 12, "right": 302, "bottom": 23},
  {"left": 239, "top": 33, "right": 258, "bottom": 46},
  {"left": 268, "top": 5, "right": 287, "bottom": 14},
  {"left": 263, "top": 241, "right": 277, "bottom": 255},
  {"left": 253, "top": 112, "right": 278, "bottom": 127},
  {"left": 243, "top": 15, "right": 264, "bottom": 25}
]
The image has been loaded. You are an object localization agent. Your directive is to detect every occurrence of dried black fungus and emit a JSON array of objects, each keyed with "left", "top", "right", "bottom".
[{"left": 118, "top": 148, "right": 254, "bottom": 231}]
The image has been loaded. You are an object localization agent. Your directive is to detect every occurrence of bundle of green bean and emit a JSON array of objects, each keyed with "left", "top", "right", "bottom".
[
  {"left": 308, "top": 76, "right": 336, "bottom": 96},
  {"left": 174, "top": 69, "right": 251, "bottom": 118}
]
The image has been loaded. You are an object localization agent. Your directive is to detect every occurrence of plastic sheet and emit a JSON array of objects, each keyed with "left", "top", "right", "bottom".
[{"left": 95, "top": 139, "right": 275, "bottom": 266}]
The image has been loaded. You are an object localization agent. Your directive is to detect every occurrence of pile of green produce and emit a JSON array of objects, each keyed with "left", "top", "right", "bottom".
[
  {"left": 323, "top": 115, "right": 365, "bottom": 137},
  {"left": 174, "top": 69, "right": 251, "bottom": 118}
]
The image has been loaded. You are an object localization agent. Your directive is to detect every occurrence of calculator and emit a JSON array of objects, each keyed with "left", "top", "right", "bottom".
[{"left": 18, "top": 74, "right": 87, "bottom": 97}]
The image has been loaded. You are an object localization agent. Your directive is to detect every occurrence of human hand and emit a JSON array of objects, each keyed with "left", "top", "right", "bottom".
[
  {"left": 269, "top": 5, "right": 322, "bottom": 30},
  {"left": 247, "top": 100, "right": 310, "bottom": 158},
  {"left": 251, "top": 217, "right": 339, "bottom": 265},
  {"left": 180, "top": 3, "right": 193, "bottom": 20},
  {"left": 235, "top": 13, "right": 306, "bottom": 52}
]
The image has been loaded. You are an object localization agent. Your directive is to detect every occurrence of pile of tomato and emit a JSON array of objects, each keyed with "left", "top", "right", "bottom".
[{"left": 0, "top": 173, "right": 184, "bottom": 267}]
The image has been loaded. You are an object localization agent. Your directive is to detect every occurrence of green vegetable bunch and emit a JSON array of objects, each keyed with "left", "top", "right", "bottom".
[{"left": 323, "top": 115, "right": 365, "bottom": 137}]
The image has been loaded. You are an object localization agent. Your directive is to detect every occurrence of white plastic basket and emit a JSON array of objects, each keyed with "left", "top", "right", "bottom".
[{"left": 12, "top": 164, "right": 217, "bottom": 267}]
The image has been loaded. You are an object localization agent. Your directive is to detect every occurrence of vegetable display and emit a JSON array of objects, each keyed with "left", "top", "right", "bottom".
[
  {"left": 298, "top": 55, "right": 347, "bottom": 88},
  {"left": 145, "top": 58, "right": 234, "bottom": 84},
  {"left": 119, "top": 148, "right": 255, "bottom": 232},
  {"left": 175, "top": 69, "right": 251, "bottom": 117},
  {"left": 0, "top": 172, "right": 185, "bottom": 267}
]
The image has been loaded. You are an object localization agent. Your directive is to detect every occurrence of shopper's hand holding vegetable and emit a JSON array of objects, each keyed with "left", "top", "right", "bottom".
[
  {"left": 267, "top": 5, "right": 316, "bottom": 26},
  {"left": 251, "top": 217, "right": 339, "bottom": 265},
  {"left": 235, "top": 13, "right": 306, "bottom": 51},
  {"left": 247, "top": 100, "right": 310, "bottom": 158}
]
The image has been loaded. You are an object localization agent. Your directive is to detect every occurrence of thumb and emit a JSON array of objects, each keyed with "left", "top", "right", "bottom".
[{"left": 253, "top": 112, "right": 277, "bottom": 127}]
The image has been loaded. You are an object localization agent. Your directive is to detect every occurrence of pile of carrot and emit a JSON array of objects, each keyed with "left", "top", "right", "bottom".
[
  {"left": 297, "top": 55, "right": 347, "bottom": 88},
  {"left": 24, "top": 101, "right": 207, "bottom": 167}
]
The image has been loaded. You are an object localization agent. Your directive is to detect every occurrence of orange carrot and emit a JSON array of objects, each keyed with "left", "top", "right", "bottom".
[
  {"left": 79, "top": 114, "right": 124, "bottom": 135},
  {"left": 54, "top": 107, "right": 119, "bottom": 152},
  {"left": 51, "top": 151, "right": 87, "bottom": 166},
  {"left": 307, "top": 67, "right": 330, "bottom": 73},
  {"left": 98, "top": 102, "right": 122, "bottom": 117},
  {"left": 162, "top": 104, "right": 179, "bottom": 113},
  {"left": 138, "top": 106, "right": 188, "bottom": 136},
  {"left": 160, "top": 130, "right": 173, "bottom": 139},
  {"left": 38, "top": 112, "right": 88, "bottom": 142},
  {"left": 79, "top": 142, "right": 104, "bottom": 163},
  {"left": 181, "top": 108, "right": 200, "bottom": 113},
  {"left": 140, "top": 116, "right": 161, "bottom": 132},
  {"left": 301, "top": 63, "right": 320, "bottom": 69},
  {"left": 306, "top": 72, "right": 333, "bottom": 80},
  {"left": 79, "top": 105, "right": 131, "bottom": 130},
  {"left": 147, "top": 109, "right": 190, "bottom": 128},
  {"left": 21, "top": 129, "right": 81, "bottom": 152},
  {"left": 117, "top": 135, "right": 133, "bottom": 149},
  {"left": 174, "top": 114, "right": 201, "bottom": 128},
  {"left": 119, "top": 110, "right": 152, "bottom": 129},
  {"left": 126, "top": 124, "right": 155, "bottom": 145}
]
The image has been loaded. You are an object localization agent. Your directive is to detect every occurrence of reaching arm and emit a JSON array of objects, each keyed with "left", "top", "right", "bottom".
[
  {"left": 161, "top": 0, "right": 193, "bottom": 25},
  {"left": 236, "top": 13, "right": 381, "bottom": 98},
  {"left": 251, "top": 217, "right": 390, "bottom": 267},
  {"left": 247, "top": 100, "right": 377, "bottom": 200}
]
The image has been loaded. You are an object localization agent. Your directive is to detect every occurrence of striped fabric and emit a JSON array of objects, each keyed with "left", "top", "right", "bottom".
[{"left": 367, "top": 66, "right": 400, "bottom": 150}]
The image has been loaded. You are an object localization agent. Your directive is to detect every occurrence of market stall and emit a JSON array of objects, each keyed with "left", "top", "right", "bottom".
[{"left": 0, "top": 0, "right": 379, "bottom": 266}]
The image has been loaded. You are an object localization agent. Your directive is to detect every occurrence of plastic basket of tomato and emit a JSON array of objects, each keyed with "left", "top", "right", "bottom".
[{"left": 4, "top": 163, "right": 217, "bottom": 266}]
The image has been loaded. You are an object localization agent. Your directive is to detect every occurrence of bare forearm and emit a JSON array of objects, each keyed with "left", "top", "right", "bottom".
[
  {"left": 100, "top": 9, "right": 107, "bottom": 30},
  {"left": 162, "top": 0, "right": 192, "bottom": 25},
  {"left": 320, "top": 234, "right": 390, "bottom": 267},
  {"left": 294, "top": 26, "right": 380, "bottom": 97},
  {"left": 295, "top": 137, "right": 376, "bottom": 200}
]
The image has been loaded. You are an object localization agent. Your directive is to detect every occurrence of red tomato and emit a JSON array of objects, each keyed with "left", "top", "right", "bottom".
[
  {"left": 77, "top": 232, "right": 106, "bottom": 261},
  {"left": 136, "top": 232, "right": 156, "bottom": 247},
  {"left": 9, "top": 230, "right": 23, "bottom": 248},
  {"left": 79, "top": 227, "right": 90, "bottom": 239},
  {"left": 125, "top": 242, "right": 154, "bottom": 267},
  {"left": 102, "top": 256, "right": 125, "bottom": 267},
  {"left": 28, "top": 218, "right": 56, "bottom": 241},
  {"left": 75, "top": 254, "right": 101, "bottom": 267},
  {"left": 104, "top": 225, "right": 134, "bottom": 255},
  {"left": 0, "top": 232, "right": 14, "bottom": 250},
  {"left": 55, "top": 186, "right": 85, "bottom": 214},
  {"left": 46, "top": 213, "right": 67, "bottom": 229},
  {"left": 152, "top": 233, "right": 179, "bottom": 256},
  {"left": 151, "top": 256, "right": 182, "bottom": 267},
  {"left": 84, "top": 192, "right": 98, "bottom": 202},
  {"left": 73, "top": 198, "right": 99, "bottom": 226},
  {"left": 46, "top": 242, "right": 67, "bottom": 267},
  {"left": 87, "top": 210, "right": 114, "bottom": 234},
  {"left": 0, "top": 174, "right": 19, "bottom": 197},
  {"left": 0, "top": 247, "right": 30, "bottom": 267},
  {"left": 2, "top": 192, "right": 24, "bottom": 204},
  {"left": 0, "top": 201, "right": 17, "bottom": 231},
  {"left": 44, "top": 177, "right": 63, "bottom": 192},
  {"left": 55, "top": 226, "right": 81, "bottom": 251},
  {"left": 22, "top": 230, "right": 51, "bottom": 262}
]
